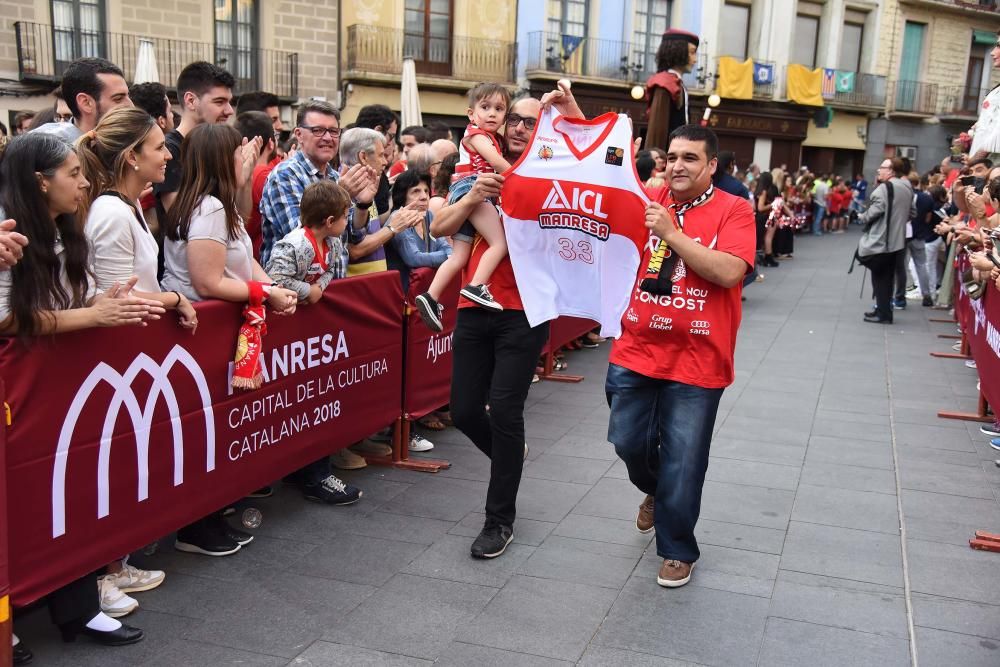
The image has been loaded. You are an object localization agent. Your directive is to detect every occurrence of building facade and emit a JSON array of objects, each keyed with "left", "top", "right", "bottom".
[
  {"left": 511, "top": 0, "right": 878, "bottom": 178},
  {"left": 0, "top": 0, "right": 339, "bottom": 132},
  {"left": 515, "top": 0, "right": 706, "bottom": 139},
  {"left": 338, "top": 0, "right": 518, "bottom": 132},
  {"left": 867, "top": 0, "right": 1000, "bottom": 175}
]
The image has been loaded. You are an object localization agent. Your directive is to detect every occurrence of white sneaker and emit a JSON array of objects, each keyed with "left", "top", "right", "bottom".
[
  {"left": 965, "top": 359, "right": 978, "bottom": 369},
  {"left": 905, "top": 288, "right": 922, "bottom": 300},
  {"left": 409, "top": 434, "right": 434, "bottom": 452},
  {"left": 112, "top": 563, "right": 165, "bottom": 593},
  {"left": 98, "top": 574, "right": 138, "bottom": 618}
]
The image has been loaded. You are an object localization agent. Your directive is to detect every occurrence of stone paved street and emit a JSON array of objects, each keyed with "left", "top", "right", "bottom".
[{"left": 14, "top": 230, "right": 1000, "bottom": 666}]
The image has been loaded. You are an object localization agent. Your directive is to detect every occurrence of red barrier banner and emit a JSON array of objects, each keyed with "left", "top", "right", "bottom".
[
  {"left": 0, "top": 272, "right": 404, "bottom": 605},
  {"left": 958, "top": 264, "right": 1000, "bottom": 412},
  {"left": 543, "top": 316, "right": 598, "bottom": 355},
  {"left": 403, "top": 268, "right": 460, "bottom": 419}
]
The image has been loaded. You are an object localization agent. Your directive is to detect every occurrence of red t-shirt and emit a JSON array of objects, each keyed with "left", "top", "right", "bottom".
[
  {"left": 609, "top": 188, "right": 756, "bottom": 388},
  {"left": 248, "top": 162, "right": 276, "bottom": 261}
]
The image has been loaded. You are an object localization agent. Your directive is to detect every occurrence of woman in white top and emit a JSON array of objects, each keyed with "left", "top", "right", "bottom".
[
  {"left": 161, "top": 123, "right": 297, "bottom": 311},
  {"left": 160, "top": 123, "right": 295, "bottom": 558},
  {"left": 77, "top": 107, "right": 198, "bottom": 331},
  {"left": 0, "top": 131, "right": 161, "bottom": 650}
]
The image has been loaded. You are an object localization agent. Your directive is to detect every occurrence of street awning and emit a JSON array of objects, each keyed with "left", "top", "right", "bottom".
[{"left": 802, "top": 112, "right": 867, "bottom": 150}]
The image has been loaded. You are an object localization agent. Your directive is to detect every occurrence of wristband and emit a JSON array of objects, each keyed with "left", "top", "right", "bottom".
[
  {"left": 385, "top": 222, "right": 396, "bottom": 235},
  {"left": 355, "top": 200, "right": 372, "bottom": 209},
  {"left": 171, "top": 290, "right": 182, "bottom": 307}
]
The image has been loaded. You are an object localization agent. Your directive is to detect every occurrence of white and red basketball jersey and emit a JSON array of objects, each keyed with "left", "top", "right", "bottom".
[{"left": 501, "top": 108, "right": 649, "bottom": 337}]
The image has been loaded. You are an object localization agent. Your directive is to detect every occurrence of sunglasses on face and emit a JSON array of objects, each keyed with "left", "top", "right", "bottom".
[
  {"left": 299, "top": 125, "right": 341, "bottom": 138},
  {"left": 506, "top": 114, "right": 537, "bottom": 130}
]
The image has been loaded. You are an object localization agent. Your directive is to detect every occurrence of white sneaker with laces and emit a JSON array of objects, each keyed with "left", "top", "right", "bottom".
[
  {"left": 113, "top": 563, "right": 165, "bottom": 593},
  {"left": 98, "top": 574, "right": 138, "bottom": 618},
  {"left": 409, "top": 433, "right": 434, "bottom": 452}
]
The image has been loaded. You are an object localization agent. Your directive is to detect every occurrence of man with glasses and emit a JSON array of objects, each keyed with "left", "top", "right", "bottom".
[
  {"left": 259, "top": 100, "right": 377, "bottom": 265},
  {"left": 857, "top": 158, "right": 914, "bottom": 323},
  {"left": 429, "top": 88, "right": 585, "bottom": 559}
]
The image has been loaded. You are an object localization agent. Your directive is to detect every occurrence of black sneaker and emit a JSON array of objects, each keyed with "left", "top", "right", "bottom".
[
  {"left": 415, "top": 292, "right": 444, "bottom": 332},
  {"left": 247, "top": 486, "right": 273, "bottom": 498},
  {"left": 460, "top": 284, "right": 504, "bottom": 311},
  {"left": 175, "top": 521, "right": 241, "bottom": 557},
  {"left": 303, "top": 475, "right": 363, "bottom": 505},
  {"left": 922, "top": 295, "right": 934, "bottom": 307},
  {"left": 470, "top": 523, "right": 514, "bottom": 559}
]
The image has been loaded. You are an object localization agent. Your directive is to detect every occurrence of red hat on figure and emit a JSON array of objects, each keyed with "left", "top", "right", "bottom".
[{"left": 661, "top": 29, "right": 700, "bottom": 48}]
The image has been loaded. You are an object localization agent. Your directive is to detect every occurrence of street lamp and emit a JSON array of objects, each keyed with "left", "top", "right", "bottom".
[{"left": 702, "top": 94, "right": 721, "bottom": 126}]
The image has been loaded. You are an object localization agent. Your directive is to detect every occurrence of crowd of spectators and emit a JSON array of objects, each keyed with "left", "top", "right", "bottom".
[{"left": 0, "top": 53, "right": 551, "bottom": 663}]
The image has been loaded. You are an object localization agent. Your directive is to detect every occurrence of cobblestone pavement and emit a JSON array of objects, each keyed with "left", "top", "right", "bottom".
[{"left": 14, "top": 230, "right": 1000, "bottom": 666}]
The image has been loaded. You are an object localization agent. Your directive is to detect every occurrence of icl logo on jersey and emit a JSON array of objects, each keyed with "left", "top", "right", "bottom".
[{"left": 537, "top": 180, "right": 611, "bottom": 241}]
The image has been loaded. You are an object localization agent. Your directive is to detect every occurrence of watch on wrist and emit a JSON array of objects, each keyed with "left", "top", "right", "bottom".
[
  {"left": 385, "top": 222, "right": 396, "bottom": 234},
  {"left": 355, "top": 200, "right": 372, "bottom": 209}
]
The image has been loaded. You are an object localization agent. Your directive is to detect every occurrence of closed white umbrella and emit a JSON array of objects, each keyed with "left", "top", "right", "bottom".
[
  {"left": 134, "top": 38, "right": 160, "bottom": 84},
  {"left": 400, "top": 57, "right": 422, "bottom": 129}
]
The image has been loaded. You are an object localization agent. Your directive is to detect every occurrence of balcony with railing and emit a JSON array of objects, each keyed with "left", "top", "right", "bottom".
[
  {"left": 708, "top": 57, "right": 778, "bottom": 101},
  {"left": 524, "top": 31, "right": 649, "bottom": 84},
  {"left": 827, "top": 73, "right": 887, "bottom": 110},
  {"left": 346, "top": 25, "right": 516, "bottom": 85},
  {"left": 900, "top": 0, "right": 1000, "bottom": 15},
  {"left": 14, "top": 21, "right": 298, "bottom": 98},
  {"left": 937, "top": 84, "right": 987, "bottom": 118},
  {"left": 888, "top": 80, "right": 939, "bottom": 115},
  {"left": 523, "top": 31, "right": 714, "bottom": 93}
]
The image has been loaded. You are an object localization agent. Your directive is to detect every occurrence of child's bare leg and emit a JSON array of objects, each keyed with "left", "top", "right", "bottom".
[
  {"left": 468, "top": 202, "right": 508, "bottom": 286},
  {"left": 426, "top": 239, "right": 471, "bottom": 300}
]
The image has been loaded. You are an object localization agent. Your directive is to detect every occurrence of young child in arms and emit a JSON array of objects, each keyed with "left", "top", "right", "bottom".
[{"left": 415, "top": 83, "right": 512, "bottom": 331}]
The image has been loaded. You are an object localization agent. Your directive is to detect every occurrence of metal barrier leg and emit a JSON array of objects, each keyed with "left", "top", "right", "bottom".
[
  {"left": 930, "top": 332, "right": 972, "bottom": 359},
  {"left": 363, "top": 415, "right": 451, "bottom": 473},
  {"left": 538, "top": 351, "right": 584, "bottom": 383},
  {"left": 938, "top": 390, "right": 993, "bottom": 423}
]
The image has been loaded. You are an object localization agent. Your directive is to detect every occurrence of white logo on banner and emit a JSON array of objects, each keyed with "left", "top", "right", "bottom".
[{"left": 51, "top": 345, "right": 215, "bottom": 537}]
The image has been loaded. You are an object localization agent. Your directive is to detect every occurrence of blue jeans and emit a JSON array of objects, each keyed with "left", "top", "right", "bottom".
[
  {"left": 605, "top": 364, "right": 724, "bottom": 563},
  {"left": 812, "top": 204, "right": 825, "bottom": 235}
]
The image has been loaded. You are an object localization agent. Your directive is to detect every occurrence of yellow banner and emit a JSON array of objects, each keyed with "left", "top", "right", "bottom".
[
  {"left": 786, "top": 64, "right": 824, "bottom": 106},
  {"left": 717, "top": 57, "right": 753, "bottom": 100},
  {"left": 0, "top": 595, "right": 8, "bottom": 623}
]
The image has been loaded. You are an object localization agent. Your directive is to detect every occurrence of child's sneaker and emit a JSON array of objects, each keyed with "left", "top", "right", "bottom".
[
  {"left": 415, "top": 292, "right": 444, "bottom": 332},
  {"left": 461, "top": 284, "right": 503, "bottom": 311}
]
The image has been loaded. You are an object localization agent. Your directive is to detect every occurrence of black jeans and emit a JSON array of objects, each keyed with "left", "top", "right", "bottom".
[
  {"left": 451, "top": 308, "right": 549, "bottom": 528},
  {"left": 870, "top": 250, "right": 901, "bottom": 320}
]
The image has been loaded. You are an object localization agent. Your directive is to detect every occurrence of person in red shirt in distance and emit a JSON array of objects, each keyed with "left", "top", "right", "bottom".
[
  {"left": 607, "top": 125, "right": 756, "bottom": 589},
  {"left": 235, "top": 110, "right": 279, "bottom": 260}
]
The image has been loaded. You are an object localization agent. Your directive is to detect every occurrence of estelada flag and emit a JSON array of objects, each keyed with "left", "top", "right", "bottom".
[{"left": 821, "top": 68, "right": 836, "bottom": 98}]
